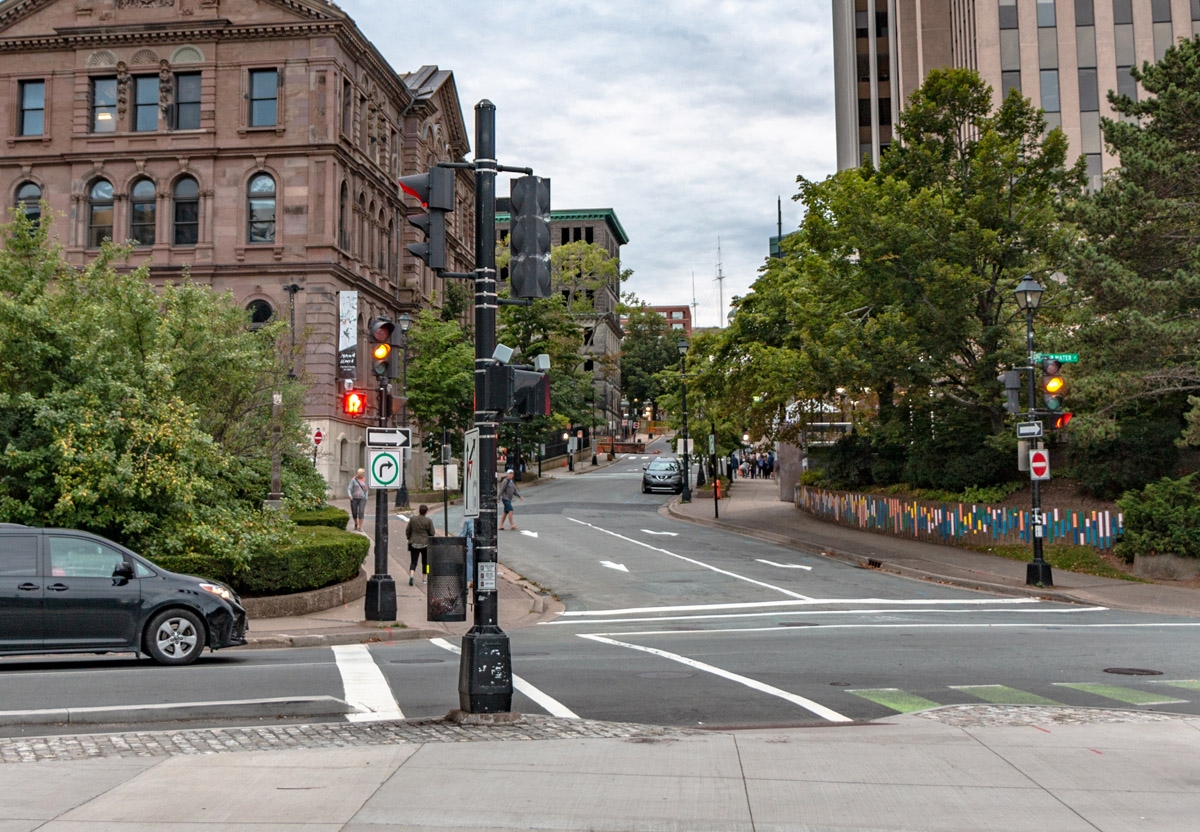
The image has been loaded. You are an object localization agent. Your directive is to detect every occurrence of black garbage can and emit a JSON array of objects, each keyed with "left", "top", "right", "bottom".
[{"left": 427, "top": 536, "right": 467, "bottom": 622}]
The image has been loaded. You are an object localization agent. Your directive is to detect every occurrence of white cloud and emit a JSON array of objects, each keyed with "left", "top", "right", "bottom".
[{"left": 338, "top": 0, "right": 836, "bottom": 326}]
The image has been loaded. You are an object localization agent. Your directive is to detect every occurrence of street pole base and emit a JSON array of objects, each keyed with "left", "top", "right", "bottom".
[
  {"left": 444, "top": 708, "right": 523, "bottom": 726},
  {"left": 1026, "top": 561, "right": 1054, "bottom": 588},
  {"left": 458, "top": 627, "right": 513, "bottom": 713},
  {"left": 364, "top": 575, "right": 397, "bottom": 621}
]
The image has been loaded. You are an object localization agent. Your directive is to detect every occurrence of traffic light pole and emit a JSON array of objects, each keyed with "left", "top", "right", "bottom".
[
  {"left": 1024, "top": 307, "right": 1053, "bottom": 588},
  {"left": 365, "top": 385, "right": 397, "bottom": 621},
  {"left": 459, "top": 100, "right": 513, "bottom": 713}
]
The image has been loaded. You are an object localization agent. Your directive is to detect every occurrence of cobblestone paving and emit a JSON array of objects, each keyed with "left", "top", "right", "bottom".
[
  {"left": 911, "top": 704, "right": 1199, "bottom": 728},
  {"left": 0, "top": 716, "right": 690, "bottom": 764}
]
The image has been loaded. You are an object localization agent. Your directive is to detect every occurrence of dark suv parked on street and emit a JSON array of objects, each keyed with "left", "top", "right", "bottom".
[
  {"left": 0, "top": 524, "right": 247, "bottom": 665},
  {"left": 642, "top": 458, "right": 683, "bottom": 494}
]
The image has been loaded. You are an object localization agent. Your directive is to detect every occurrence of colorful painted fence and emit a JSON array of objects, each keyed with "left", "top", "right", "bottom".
[{"left": 795, "top": 486, "right": 1123, "bottom": 551}]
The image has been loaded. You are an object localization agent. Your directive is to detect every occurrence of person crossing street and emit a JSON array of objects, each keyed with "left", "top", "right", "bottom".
[{"left": 497, "top": 469, "right": 524, "bottom": 530}]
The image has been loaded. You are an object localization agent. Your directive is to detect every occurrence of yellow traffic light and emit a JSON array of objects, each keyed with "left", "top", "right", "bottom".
[{"left": 373, "top": 343, "right": 391, "bottom": 361}]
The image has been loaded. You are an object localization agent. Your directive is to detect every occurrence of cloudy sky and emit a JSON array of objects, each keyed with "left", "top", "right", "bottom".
[{"left": 338, "top": 0, "right": 838, "bottom": 327}]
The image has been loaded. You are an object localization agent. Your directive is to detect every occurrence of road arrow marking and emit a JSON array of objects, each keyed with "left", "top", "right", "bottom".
[
  {"left": 756, "top": 559, "right": 813, "bottom": 570},
  {"left": 519, "top": 530, "right": 539, "bottom": 538},
  {"left": 641, "top": 529, "right": 678, "bottom": 536},
  {"left": 601, "top": 561, "right": 629, "bottom": 572}
]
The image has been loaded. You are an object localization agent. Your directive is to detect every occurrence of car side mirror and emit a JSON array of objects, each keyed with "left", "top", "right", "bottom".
[
  {"left": 642, "top": 464, "right": 648, "bottom": 470},
  {"left": 112, "top": 561, "right": 134, "bottom": 581}
]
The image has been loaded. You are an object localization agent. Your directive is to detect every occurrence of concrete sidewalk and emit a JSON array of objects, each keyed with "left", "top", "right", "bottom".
[
  {"left": 668, "top": 477, "right": 1199, "bottom": 618},
  {"left": 3, "top": 706, "right": 1197, "bottom": 831}
]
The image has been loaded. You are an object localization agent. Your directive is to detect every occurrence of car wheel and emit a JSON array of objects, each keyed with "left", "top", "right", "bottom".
[{"left": 144, "top": 608, "right": 206, "bottom": 666}]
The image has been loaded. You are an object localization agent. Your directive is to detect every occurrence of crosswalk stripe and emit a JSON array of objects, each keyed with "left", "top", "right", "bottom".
[
  {"left": 847, "top": 688, "right": 941, "bottom": 713},
  {"left": 1154, "top": 680, "right": 1200, "bottom": 691},
  {"left": 950, "top": 684, "right": 1064, "bottom": 706},
  {"left": 1054, "top": 682, "right": 1187, "bottom": 706}
]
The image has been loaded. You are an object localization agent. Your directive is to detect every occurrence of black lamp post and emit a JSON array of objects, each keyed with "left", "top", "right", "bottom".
[
  {"left": 590, "top": 386, "right": 598, "bottom": 466},
  {"left": 395, "top": 311, "right": 413, "bottom": 509},
  {"left": 564, "top": 430, "right": 574, "bottom": 472},
  {"left": 1014, "top": 276, "right": 1053, "bottom": 587},
  {"left": 620, "top": 399, "right": 629, "bottom": 441},
  {"left": 677, "top": 337, "right": 691, "bottom": 503}
]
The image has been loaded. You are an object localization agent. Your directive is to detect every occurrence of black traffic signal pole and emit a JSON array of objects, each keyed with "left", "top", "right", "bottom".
[
  {"left": 365, "top": 383, "right": 397, "bottom": 621},
  {"left": 1024, "top": 307, "right": 1053, "bottom": 588}
]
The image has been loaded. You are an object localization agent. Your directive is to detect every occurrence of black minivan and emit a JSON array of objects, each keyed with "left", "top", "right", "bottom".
[{"left": 0, "top": 524, "right": 247, "bottom": 666}]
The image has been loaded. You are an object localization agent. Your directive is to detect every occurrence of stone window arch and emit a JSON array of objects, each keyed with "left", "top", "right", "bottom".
[
  {"left": 15, "top": 182, "right": 41, "bottom": 226},
  {"left": 247, "top": 173, "right": 276, "bottom": 243},
  {"left": 87, "top": 179, "right": 114, "bottom": 248},
  {"left": 129, "top": 179, "right": 156, "bottom": 246}
]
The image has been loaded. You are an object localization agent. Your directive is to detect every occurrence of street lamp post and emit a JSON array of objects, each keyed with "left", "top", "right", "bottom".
[
  {"left": 677, "top": 337, "right": 691, "bottom": 502},
  {"left": 564, "top": 431, "right": 574, "bottom": 472},
  {"left": 1015, "top": 276, "right": 1053, "bottom": 588},
  {"left": 590, "top": 386, "right": 598, "bottom": 466},
  {"left": 620, "top": 399, "right": 629, "bottom": 442},
  {"left": 395, "top": 312, "right": 413, "bottom": 509}
]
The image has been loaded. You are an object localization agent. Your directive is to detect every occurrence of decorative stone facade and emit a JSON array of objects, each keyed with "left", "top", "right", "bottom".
[{"left": 0, "top": 0, "right": 474, "bottom": 495}]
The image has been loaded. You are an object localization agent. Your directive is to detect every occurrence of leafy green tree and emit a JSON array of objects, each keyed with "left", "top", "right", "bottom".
[
  {"left": 619, "top": 303, "right": 680, "bottom": 409},
  {"left": 404, "top": 309, "right": 474, "bottom": 457},
  {"left": 1066, "top": 36, "right": 1200, "bottom": 449},
  {"left": 0, "top": 215, "right": 321, "bottom": 566}
]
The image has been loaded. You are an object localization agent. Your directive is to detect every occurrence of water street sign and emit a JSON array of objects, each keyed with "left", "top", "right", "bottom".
[
  {"left": 366, "top": 427, "right": 411, "bottom": 449},
  {"left": 1032, "top": 352, "right": 1079, "bottom": 363},
  {"left": 1029, "top": 448, "right": 1051, "bottom": 481},
  {"left": 463, "top": 429, "right": 480, "bottom": 518},
  {"left": 368, "top": 449, "right": 402, "bottom": 489},
  {"left": 1016, "top": 422, "right": 1043, "bottom": 439}
]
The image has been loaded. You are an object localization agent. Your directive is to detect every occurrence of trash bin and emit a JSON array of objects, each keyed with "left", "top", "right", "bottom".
[{"left": 427, "top": 536, "right": 467, "bottom": 622}]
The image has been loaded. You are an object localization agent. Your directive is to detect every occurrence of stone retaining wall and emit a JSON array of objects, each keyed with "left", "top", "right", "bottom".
[{"left": 242, "top": 568, "right": 368, "bottom": 619}]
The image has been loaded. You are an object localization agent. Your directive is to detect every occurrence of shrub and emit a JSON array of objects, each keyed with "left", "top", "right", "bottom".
[
  {"left": 149, "top": 524, "right": 369, "bottom": 596},
  {"left": 1115, "top": 473, "right": 1200, "bottom": 561},
  {"left": 292, "top": 506, "right": 350, "bottom": 530},
  {"left": 1071, "top": 417, "right": 1183, "bottom": 501}
]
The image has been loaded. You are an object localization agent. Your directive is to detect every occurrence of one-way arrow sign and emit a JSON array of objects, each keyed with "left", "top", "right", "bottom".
[{"left": 367, "top": 427, "right": 411, "bottom": 449}]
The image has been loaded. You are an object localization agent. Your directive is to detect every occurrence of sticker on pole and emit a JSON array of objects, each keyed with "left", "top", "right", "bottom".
[
  {"left": 368, "top": 449, "right": 401, "bottom": 489},
  {"left": 463, "top": 429, "right": 480, "bottom": 518},
  {"left": 1029, "top": 448, "right": 1050, "bottom": 481}
]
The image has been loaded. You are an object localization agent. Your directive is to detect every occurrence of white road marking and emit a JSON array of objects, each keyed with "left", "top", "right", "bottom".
[
  {"left": 333, "top": 644, "right": 403, "bottom": 723},
  {"left": 756, "top": 559, "right": 813, "bottom": 570},
  {"left": 430, "top": 638, "right": 580, "bottom": 719},
  {"left": 545, "top": 606, "right": 1110, "bottom": 626},
  {"left": 591, "top": 621, "right": 1200, "bottom": 637},
  {"left": 519, "top": 530, "right": 539, "bottom": 538},
  {"left": 561, "top": 597, "right": 1043, "bottom": 617},
  {"left": 394, "top": 515, "right": 410, "bottom": 523},
  {"left": 641, "top": 529, "right": 679, "bottom": 536},
  {"left": 601, "top": 561, "right": 629, "bottom": 572},
  {"left": 567, "top": 517, "right": 812, "bottom": 600},
  {"left": 579, "top": 633, "right": 851, "bottom": 723}
]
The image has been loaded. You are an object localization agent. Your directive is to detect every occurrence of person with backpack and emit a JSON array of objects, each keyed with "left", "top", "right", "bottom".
[{"left": 405, "top": 504, "right": 436, "bottom": 586}]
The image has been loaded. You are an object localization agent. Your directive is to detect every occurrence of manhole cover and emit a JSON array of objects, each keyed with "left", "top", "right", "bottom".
[
  {"left": 638, "top": 671, "right": 694, "bottom": 679},
  {"left": 778, "top": 622, "right": 818, "bottom": 627},
  {"left": 829, "top": 682, "right": 851, "bottom": 687},
  {"left": 389, "top": 658, "right": 445, "bottom": 665},
  {"left": 1104, "top": 667, "right": 1163, "bottom": 676}
]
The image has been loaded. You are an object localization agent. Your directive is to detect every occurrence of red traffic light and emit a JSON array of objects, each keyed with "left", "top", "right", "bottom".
[
  {"left": 1054, "top": 413, "right": 1073, "bottom": 429},
  {"left": 343, "top": 390, "right": 367, "bottom": 417}
]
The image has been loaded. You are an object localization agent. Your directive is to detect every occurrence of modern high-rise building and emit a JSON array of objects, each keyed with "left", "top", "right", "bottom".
[{"left": 833, "top": 1, "right": 1200, "bottom": 186}]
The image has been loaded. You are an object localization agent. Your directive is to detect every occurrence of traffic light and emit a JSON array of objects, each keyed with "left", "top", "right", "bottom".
[
  {"left": 509, "top": 175, "right": 552, "bottom": 299},
  {"left": 1041, "top": 359, "right": 1066, "bottom": 411},
  {"left": 399, "top": 167, "right": 454, "bottom": 271},
  {"left": 999, "top": 370, "right": 1022, "bottom": 415},
  {"left": 513, "top": 369, "right": 550, "bottom": 418},
  {"left": 343, "top": 389, "right": 368, "bottom": 417},
  {"left": 368, "top": 316, "right": 396, "bottom": 379},
  {"left": 1054, "top": 412, "right": 1073, "bottom": 429}
]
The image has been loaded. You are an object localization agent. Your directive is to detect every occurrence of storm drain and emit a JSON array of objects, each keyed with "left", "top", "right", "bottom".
[{"left": 1103, "top": 667, "right": 1163, "bottom": 676}]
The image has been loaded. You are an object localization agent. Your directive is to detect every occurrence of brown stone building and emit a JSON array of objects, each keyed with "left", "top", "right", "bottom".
[{"left": 0, "top": 0, "right": 474, "bottom": 494}]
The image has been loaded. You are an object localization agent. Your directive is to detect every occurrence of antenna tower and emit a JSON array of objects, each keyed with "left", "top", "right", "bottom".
[{"left": 715, "top": 238, "right": 726, "bottom": 327}]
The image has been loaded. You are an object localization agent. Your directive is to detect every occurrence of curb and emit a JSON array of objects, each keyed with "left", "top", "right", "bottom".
[
  {"left": 663, "top": 501, "right": 1103, "bottom": 608},
  {"left": 240, "top": 627, "right": 444, "bottom": 650},
  {"left": 0, "top": 695, "right": 355, "bottom": 727}
]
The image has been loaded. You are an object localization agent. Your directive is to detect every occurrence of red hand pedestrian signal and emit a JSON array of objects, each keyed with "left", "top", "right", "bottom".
[{"left": 343, "top": 390, "right": 367, "bottom": 417}]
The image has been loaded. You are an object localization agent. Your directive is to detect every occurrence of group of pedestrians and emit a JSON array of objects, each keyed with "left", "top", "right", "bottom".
[{"left": 729, "top": 450, "right": 774, "bottom": 480}]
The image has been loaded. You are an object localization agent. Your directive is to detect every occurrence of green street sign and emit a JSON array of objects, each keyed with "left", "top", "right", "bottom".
[{"left": 1033, "top": 352, "right": 1079, "bottom": 363}]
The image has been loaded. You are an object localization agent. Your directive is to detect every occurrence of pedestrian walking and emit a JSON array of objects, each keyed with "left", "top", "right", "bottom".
[
  {"left": 497, "top": 469, "right": 524, "bottom": 530},
  {"left": 405, "top": 504, "right": 436, "bottom": 586},
  {"left": 347, "top": 469, "right": 368, "bottom": 532}
]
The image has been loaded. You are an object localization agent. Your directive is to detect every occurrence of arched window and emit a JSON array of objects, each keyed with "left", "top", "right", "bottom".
[
  {"left": 387, "top": 219, "right": 395, "bottom": 277},
  {"left": 377, "top": 207, "right": 387, "bottom": 271},
  {"left": 173, "top": 176, "right": 199, "bottom": 246},
  {"left": 87, "top": 180, "right": 114, "bottom": 248},
  {"left": 129, "top": 179, "right": 156, "bottom": 246},
  {"left": 338, "top": 182, "right": 349, "bottom": 249},
  {"left": 367, "top": 200, "right": 376, "bottom": 267},
  {"left": 339, "top": 437, "right": 349, "bottom": 469},
  {"left": 15, "top": 182, "right": 41, "bottom": 226},
  {"left": 247, "top": 173, "right": 276, "bottom": 243},
  {"left": 356, "top": 193, "right": 365, "bottom": 257},
  {"left": 246, "top": 299, "right": 274, "bottom": 329}
]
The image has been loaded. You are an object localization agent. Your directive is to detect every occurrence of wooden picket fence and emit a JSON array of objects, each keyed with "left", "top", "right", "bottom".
[{"left": 795, "top": 485, "right": 1122, "bottom": 551}]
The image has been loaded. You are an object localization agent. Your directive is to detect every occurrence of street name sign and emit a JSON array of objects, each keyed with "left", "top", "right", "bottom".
[
  {"left": 1016, "top": 421, "right": 1043, "bottom": 439},
  {"left": 1029, "top": 448, "right": 1051, "bottom": 481},
  {"left": 368, "top": 449, "right": 402, "bottom": 489},
  {"left": 366, "top": 427, "right": 411, "bottom": 449},
  {"left": 463, "top": 429, "right": 480, "bottom": 518},
  {"left": 1032, "top": 352, "right": 1079, "bottom": 363}
]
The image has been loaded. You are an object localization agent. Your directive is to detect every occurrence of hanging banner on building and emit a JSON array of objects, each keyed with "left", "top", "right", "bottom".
[{"left": 338, "top": 291, "right": 358, "bottom": 380}]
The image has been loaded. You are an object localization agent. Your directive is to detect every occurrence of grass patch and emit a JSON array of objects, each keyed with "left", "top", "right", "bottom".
[{"left": 964, "top": 543, "right": 1151, "bottom": 583}]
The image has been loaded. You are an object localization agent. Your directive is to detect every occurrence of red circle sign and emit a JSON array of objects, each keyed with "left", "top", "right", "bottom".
[
  {"left": 1030, "top": 449, "right": 1049, "bottom": 478},
  {"left": 313, "top": 429, "right": 324, "bottom": 446}
]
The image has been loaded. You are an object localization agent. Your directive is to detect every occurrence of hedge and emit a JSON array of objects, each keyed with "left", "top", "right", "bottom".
[
  {"left": 1115, "top": 473, "right": 1200, "bottom": 561},
  {"left": 292, "top": 506, "right": 350, "bottom": 530},
  {"left": 149, "top": 525, "right": 369, "bottom": 596}
]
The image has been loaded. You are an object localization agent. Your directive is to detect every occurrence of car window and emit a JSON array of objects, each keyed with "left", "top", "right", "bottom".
[
  {"left": 0, "top": 535, "right": 38, "bottom": 577},
  {"left": 48, "top": 537, "right": 129, "bottom": 578},
  {"left": 134, "top": 560, "right": 155, "bottom": 578},
  {"left": 648, "top": 460, "right": 680, "bottom": 471}
]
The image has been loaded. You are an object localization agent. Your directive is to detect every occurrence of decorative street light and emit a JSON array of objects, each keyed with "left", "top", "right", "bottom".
[
  {"left": 395, "top": 311, "right": 413, "bottom": 509},
  {"left": 677, "top": 336, "right": 691, "bottom": 503},
  {"left": 1014, "top": 276, "right": 1052, "bottom": 587},
  {"left": 590, "top": 385, "right": 598, "bottom": 466}
]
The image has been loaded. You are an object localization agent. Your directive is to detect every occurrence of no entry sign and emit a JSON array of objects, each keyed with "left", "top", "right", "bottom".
[
  {"left": 313, "top": 429, "right": 324, "bottom": 446},
  {"left": 1029, "top": 448, "right": 1050, "bottom": 481}
]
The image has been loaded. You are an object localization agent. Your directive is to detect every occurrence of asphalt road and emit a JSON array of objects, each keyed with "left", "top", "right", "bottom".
[{"left": 3, "top": 439, "right": 1199, "bottom": 732}]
